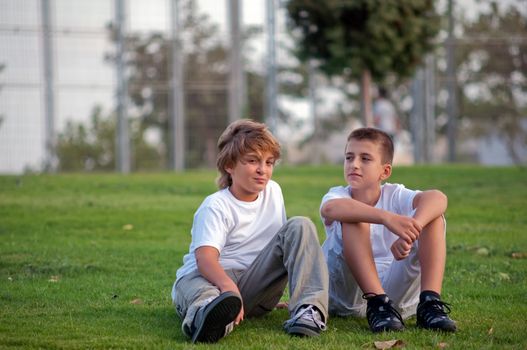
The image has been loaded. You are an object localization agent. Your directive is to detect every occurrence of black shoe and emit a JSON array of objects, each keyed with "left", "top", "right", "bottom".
[
  {"left": 416, "top": 295, "right": 457, "bottom": 332},
  {"left": 191, "top": 292, "right": 242, "bottom": 343},
  {"left": 364, "top": 294, "right": 405, "bottom": 333}
]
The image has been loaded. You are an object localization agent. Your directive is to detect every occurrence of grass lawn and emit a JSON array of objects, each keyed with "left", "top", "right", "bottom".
[{"left": 1, "top": 165, "right": 526, "bottom": 349}]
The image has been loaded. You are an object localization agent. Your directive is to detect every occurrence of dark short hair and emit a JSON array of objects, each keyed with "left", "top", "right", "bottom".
[
  {"left": 216, "top": 119, "right": 281, "bottom": 188},
  {"left": 347, "top": 127, "right": 394, "bottom": 164}
]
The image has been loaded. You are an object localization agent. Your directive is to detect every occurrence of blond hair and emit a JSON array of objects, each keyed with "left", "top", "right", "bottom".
[{"left": 216, "top": 119, "right": 281, "bottom": 189}]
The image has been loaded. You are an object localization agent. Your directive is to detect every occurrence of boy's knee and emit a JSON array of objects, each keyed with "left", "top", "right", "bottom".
[
  {"left": 423, "top": 215, "right": 446, "bottom": 234},
  {"left": 287, "top": 216, "right": 313, "bottom": 228},
  {"left": 284, "top": 216, "right": 318, "bottom": 241}
]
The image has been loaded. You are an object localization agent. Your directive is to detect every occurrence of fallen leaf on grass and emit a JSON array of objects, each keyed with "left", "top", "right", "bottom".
[
  {"left": 48, "top": 275, "right": 60, "bottom": 283},
  {"left": 275, "top": 301, "right": 289, "bottom": 309},
  {"left": 130, "top": 298, "right": 143, "bottom": 305},
  {"left": 488, "top": 327, "right": 494, "bottom": 335},
  {"left": 476, "top": 247, "right": 489, "bottom": 256},
  {"left": 498, "top": 272, "right": 510, "bottom": 281},
  {"left": 373, "top": 339, "right": 405, "bottom": 349},
  {"left": 122, "top": 224, "right": 134, "bottom": 231},
  {"left": 511, "top": 252, "right": 527, "bottom": 259},
  {"left": 437, "top": 342, "right": 448, "bottom": 349}
]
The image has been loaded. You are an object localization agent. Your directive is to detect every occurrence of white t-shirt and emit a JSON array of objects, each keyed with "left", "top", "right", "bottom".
[
  {"left": 320, "top": 183, "right": 419, "bottom": 274},
  {"left": 172, "top": 180, "right": 287, "bottom": 301}
]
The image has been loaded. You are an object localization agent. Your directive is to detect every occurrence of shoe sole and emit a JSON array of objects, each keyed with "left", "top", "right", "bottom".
[
  {"left": 417, "top": 323, "right": 457, "bottom": 332},
  {"left": 287, "top": 325, "right": 321, "bottom": 337},
  {"left": 371, "top": 325, "right": 405, "bottom": 333},
  {"left": 370, "top": 320, "right": 405, "bottom": 333},
  {"left": 191, "top": 292, "right": 242, "bottom": 343}
]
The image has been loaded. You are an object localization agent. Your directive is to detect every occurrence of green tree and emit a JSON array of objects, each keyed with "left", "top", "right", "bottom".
[
  {"left": 457, "top": 2, "right": 527, "bottom": 163},
  {"left": 286, "top": 0, "right": 440, "bottom": 125},
  {"left": 58, "top": 0, "right": 266, "bottom": 171},
  {"left": 107, "top": 0, "right": 264, "bottom": 168},
  {"left": 56, "top": 106, "right": 161, "bottom": 171}
]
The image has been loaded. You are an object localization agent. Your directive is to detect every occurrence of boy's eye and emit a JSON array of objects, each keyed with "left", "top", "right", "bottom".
[{"left": 266, "top": 160, "right": 275, "bottom": 166}]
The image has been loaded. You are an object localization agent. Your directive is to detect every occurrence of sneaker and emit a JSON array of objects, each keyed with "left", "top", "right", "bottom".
[
  {"left": 283, "top": 305, "right": 327, "bottom": 337},
  {"left": 191, "top": 291, "right": 242, "bottom": 343},
  {"left": 416, "top": 295, "right": 457, "bottom": 332},
  {"left": 364, "top": 294, "right": 405, "bottom": 333}
]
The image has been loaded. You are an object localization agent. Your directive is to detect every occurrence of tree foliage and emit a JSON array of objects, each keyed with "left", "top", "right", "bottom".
[
  {"left": 57, "top": 0, "right": 265, "bottom": 171},
  {"left": 56, "top": 106, "right": 161, "bottom": 172},
  {"left": 286, "top": 0, "right": 441, "bottom": 82},
  {"left": 112, "top": 0, "right": 264, "bottom": 168}
]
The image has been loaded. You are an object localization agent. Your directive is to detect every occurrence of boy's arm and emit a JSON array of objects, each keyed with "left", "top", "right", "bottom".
[
  {"left": 195, "top": 246, "right": 244, "bottom": 324},
  {"left": 389, "top": 190, "right": 447, "bottom": 260},
  {"left": 321, "top": 198, "right": 421, "bottom": 243},
  {"left": 412, "top": 190, "right": 448, "bottom": 227}
]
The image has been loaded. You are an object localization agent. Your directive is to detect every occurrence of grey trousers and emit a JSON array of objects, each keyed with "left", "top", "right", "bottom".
[{"left": 174, "top": 216, "right": 329, "bottom": 336}]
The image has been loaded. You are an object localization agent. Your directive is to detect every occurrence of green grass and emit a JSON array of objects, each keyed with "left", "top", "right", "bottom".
[{"left": 1, "top": 165, "right": 526, "bottom": 349}]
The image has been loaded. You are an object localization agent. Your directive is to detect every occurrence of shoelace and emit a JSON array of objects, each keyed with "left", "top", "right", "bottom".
[
  {"left": 283, "top": 305, "right": 327, "bottom": 330},
  {"left": 374, "top": 302, "right": 404, "bottom": 323},
  {"left": 420, "top": 299, "right": 452, "bottom": 322},
  {"left": 364, "top": 294, "right": 404, "bottom": 326}
]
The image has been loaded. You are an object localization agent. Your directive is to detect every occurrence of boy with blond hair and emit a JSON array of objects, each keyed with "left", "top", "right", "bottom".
[
  {"left": 320, "top": 127, "right": 456, "bottom": 333},
  {"left": 172, "top": 119, "right": 328, "bottom": 343}
]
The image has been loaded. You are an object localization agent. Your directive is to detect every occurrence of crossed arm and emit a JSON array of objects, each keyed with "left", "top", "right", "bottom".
[{"left": 320, "top": 190, "right": 447, "bottom": 259}]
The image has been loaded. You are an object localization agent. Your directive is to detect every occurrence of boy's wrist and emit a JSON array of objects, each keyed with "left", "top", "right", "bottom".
[{"left": 379, "top": 209, "right": 391, "bottom": 226}]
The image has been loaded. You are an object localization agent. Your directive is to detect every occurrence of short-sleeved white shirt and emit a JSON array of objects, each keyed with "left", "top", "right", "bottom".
[
  {"left": 172, "top": 180, "right": 287, "bottom": 301},
  {"left": 320, "top": 183, "right": 419, "bottom": 274}
]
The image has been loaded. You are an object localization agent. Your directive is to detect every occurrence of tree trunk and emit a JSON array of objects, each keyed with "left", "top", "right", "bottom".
[{"left": 360, "top": 69, "right": 374, "bottom": 127}]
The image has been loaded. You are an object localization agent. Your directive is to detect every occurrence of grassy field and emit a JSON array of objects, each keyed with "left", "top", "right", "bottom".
[{"left": 0, "top": 165, "right": 526, "bottom": 349}]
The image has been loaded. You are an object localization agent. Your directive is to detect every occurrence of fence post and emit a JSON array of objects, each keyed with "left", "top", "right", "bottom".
[
  {"left": 41, "top": 0, "right": 56, "bottom": 172},
  {"left": 227, "top": 0, "right": 244, "bottom": 123},
  {"left": 115, "top": 0, "right": 130, "bottom": 173},
  {"left": 411, "top": 68, "right": 425, "bottom": 163},
  {"left": 265, "top": 0, "right": 277, "bottom": 133},
  {"left": 169, "top": 0, "right": 185, "bottom": 171},
  {"left": 424, "top": 54, "right": 436, "bottom": 163},
  {"left": 446, "top": 0, "right": 457, "bottom": 162}
]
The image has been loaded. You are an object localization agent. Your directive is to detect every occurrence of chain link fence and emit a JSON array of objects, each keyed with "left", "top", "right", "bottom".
[{"left": 1, "top": 0, "right": 526, "bottom": 173}]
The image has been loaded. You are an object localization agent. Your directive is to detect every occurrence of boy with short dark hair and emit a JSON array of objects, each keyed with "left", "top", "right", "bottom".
[
  {"left": 320, "top": 127, "right": 456, "bottom": 333},
  {"left": 172, "top": 119, "right": 329, "bottom": 343}
]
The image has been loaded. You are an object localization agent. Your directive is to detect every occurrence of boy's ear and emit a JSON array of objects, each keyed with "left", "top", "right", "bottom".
[
  {"left": 380, "top": 163, "right": 392, "bottom": 181},
  {"left": 224, "top": 160, "right": 235, "bottom": 175}
]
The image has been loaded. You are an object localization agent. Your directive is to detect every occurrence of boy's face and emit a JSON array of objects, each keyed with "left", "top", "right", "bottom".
[
  {"left": 344, "top": 139, "right": 391, "bottom": 191},
  {"left": 225, "top": 150, "right": 276, "bottom": 202}
]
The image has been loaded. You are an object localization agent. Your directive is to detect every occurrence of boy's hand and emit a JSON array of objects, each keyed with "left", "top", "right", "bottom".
[
  {"left": 384, "top": 212, "right": 422, "bottom": 243},
  {"left": 218, "top": 279, "right": 245, "bottom": 325},
  {"left": 323, "top": 217, "right": 334, "bottom": 226},
  {"left": 390, "top": 238, "right": 412, "bottom": 260},
  {"left": 195, "top": 246, "right": 245, "bottom": 325}
]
